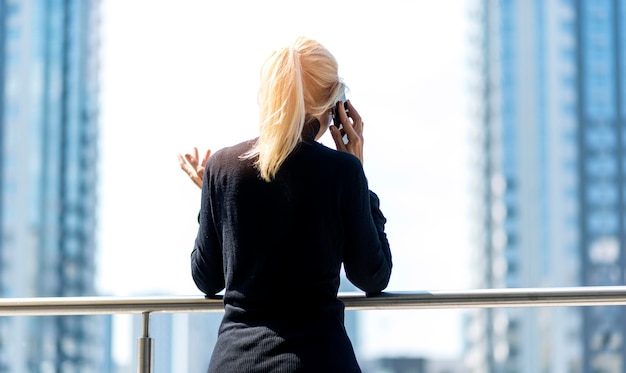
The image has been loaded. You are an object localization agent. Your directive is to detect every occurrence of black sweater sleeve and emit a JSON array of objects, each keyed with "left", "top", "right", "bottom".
[
  {"left": 190, "top": 164, "right": 225, "bottom": 296},
  {"left": 342, "top": 164, "right": 392, "bottom": 294}
]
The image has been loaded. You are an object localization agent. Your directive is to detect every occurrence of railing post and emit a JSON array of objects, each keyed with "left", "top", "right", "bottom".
[{"left": 137, "top": 311, "right": 154, "bottom": 373}]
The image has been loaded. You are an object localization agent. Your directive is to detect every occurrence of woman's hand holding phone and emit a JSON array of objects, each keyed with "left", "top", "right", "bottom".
[{"left": 330, "top": 100, "right": 364, "bottom": 164}]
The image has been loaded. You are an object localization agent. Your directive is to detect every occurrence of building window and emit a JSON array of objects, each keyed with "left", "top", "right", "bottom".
[
  {"left": 585, "top": 126, "right": 616, "bottom": 149},
  {"left": 587, "top": 210, "right": 619, "bottom": 234},
  {"left": 587, "top": 182, "right": 618, "bottom": 205},
  {"left": 586, "top": 154, "right": 617, "bottom": 178}
]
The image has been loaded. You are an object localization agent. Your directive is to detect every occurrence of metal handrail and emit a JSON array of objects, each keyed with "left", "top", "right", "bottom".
[
  {"left": 1, "top": 286, "right": 626, "bottom": 316},
  {"left": 5, "top": 286, "right": 626, "bottom": 373}
]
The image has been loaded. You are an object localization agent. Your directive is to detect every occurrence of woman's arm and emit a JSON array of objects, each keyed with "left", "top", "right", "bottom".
[
  {"left": 341, "top": 166, "right": 393, "bottom": 294},
  {"left": 190, "top": 161, "right": 225, "bottom": 296},
  {"left": 331, "top": 100, "right": 392, "bottom": 293}
]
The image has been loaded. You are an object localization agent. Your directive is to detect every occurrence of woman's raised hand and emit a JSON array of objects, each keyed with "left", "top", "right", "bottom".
[
  {"left": 330, "top": 100, "right": 364, "bottom": 164},
  {"left": 177, "top": 147, "right": 211, "bottom": 189}
]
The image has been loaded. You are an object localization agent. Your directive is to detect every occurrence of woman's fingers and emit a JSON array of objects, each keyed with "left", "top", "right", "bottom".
[
  {"left": 193, "top": 146, "right": 199, "bottom": 166},
  {"left": 330, "top": 125, "right": 346, "bottom": 151},
  {"left": 178, "top": 147, "right": 211, "bottom": 189},
  {"left": 178, "top": 153, "right": 199, "bottom": 184},
  {"left": 201, "top": 149, "right": 212, "bottom": 168},
  {"left": 339, "top": 100, "right": 362, "bottom": 142},
  {"left": 333, "top": 100, "right": 364, "bottom": 164},
  {"left": 344, "top": 100, "right": 363, "bottom": 135}
]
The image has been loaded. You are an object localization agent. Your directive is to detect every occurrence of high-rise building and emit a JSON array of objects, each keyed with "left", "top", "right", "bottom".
[
  {"left": 465, "top": 0, "right": 626, "bottom": 372},
  {"left": 0, "top": 0, "right": 110, "bottom": 371}
]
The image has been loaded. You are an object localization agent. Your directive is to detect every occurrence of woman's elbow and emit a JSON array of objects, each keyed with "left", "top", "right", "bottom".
[
  {"left": 348, "top": 262, "right": 392, "bottom": 294},
  {"left": 191, "top": 266, "right": 224, "bottom": 296},
  {"left": 192, "top": 276, "right": 224, "bottom": 297}
]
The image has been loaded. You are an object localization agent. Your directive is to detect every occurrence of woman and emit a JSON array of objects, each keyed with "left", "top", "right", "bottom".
[{"left": 179, "top": 36, "right": 392, "bottom": 373}]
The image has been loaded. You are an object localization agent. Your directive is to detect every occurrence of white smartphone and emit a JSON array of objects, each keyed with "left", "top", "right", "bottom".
[{"left": 331, "top": 91, "right": 349, "bottom": 144}]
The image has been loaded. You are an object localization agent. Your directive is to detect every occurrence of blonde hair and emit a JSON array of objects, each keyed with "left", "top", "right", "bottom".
[{"left": 243, "top": 36, "right": 344, "bottom": 181}]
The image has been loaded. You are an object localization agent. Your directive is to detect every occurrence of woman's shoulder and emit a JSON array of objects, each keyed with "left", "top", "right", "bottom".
[
  {"left": 210, "top": 139, "right": 256, "bottom": 161},
  {"left": 206, "top": 139, "right": 258, "bottom": 175},
  {"left": 310, "top": 141, "right": 362, "bottom": 169},
  {"left": 294, "top": 141, "right": 364, "bottom": 182}
]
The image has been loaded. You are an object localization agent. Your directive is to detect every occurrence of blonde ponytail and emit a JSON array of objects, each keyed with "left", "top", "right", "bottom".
[{"left": 243, "top": 37, "right": 343, "bottom": 181}]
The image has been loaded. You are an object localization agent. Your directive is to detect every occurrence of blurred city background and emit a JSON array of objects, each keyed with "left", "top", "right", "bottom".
[{"left": 2, "top": 0, "right": 626, "bottom": 372}]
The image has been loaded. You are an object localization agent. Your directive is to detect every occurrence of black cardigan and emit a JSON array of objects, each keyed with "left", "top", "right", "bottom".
[{"left": 191, "top": 137, "right": 392, "bottom": 373}]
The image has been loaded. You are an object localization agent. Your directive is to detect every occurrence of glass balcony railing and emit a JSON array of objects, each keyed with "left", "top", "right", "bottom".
[{"left": 3, "top": 286, "right": 626, "bottom": 372}]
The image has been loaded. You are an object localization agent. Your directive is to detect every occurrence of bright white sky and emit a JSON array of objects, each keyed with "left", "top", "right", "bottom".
[{"left": 98, "top": 0, "right": 473, "bottom": 363}]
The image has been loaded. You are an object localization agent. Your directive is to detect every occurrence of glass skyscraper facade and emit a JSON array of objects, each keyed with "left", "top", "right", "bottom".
[
  {"left": 465, "top": 0, "right": 626, "bottom": 372},
  {"left": 0, "top": 0, "right": 110, "bottom": 371}
]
